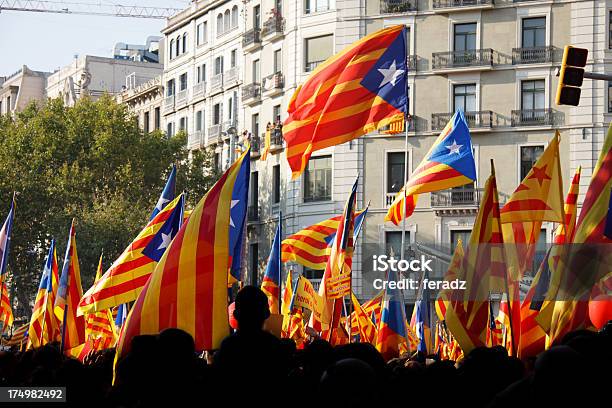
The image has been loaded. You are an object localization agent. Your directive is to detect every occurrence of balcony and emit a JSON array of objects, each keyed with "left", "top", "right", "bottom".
[
  {"left": 242, "top": 83, "right": 261, "bottom": 105},
  {"left": 270, "top": 126, "right": 284, "bottom": 152},
  {"left": 262, "top": 72, "right": 284, "bottom": 96},
  {"left": 380, "top": 0, "right": 417, "bottom": 13},
  {"left": 385, "top": 192, "right": 398, "bottom": 208},
  {"left": 247, "top": 205, "right": 260, "bottom": 222},
  {"left": 407, "top": 55, "right": 418, "bottom": 71},
  {"left": 175, "top": 89, "right": 188, "bottom": 108},
  {"left": 431, "top": 111, "right": 497, "bottom": 131},
  {"left": 222, "top": 119, "right": 237, "bottom": 134},
  {"left": 163, "top": 95, "right": 175, "bottom": 113},
  {"left": 511, "top": 109, "right": 559, "bottom": 127},
  {"left": 305, "top": 60, "right": 325, "bottom": 73},
  {"left": 208, "top": 124, "right": 221, "bottom": 140},
  {"left": 512, "top": 46, "right": 555, "bottom": 65},
  {"left": 192, "top": 82, "right": 206, "bottom": 101},
  {"left": 187, "top": 131, "right": 204, "bottom": 150},
  {"left": 433, "top": 0, "right": 494, "bottom": 11},
  {"left": 211, "top": 74, "right": 223, "bottom": 94},
  {"left": 242, "top": 28, "right": 261, "bottom": 51},
  {"left": 224, "top": 67, "right": 239, "bottom": 87},
  {"left": 261, "top": 14, "right": 284, "bottom": 40},
  {"left": 250, "top": 134, "right": 261, "bottom": 158},
  {"left": 431, "top": 188, "right": 510, "bottom": 214},
  {"left": 432, "top": 49, "right": 501, "bottom": 71}
]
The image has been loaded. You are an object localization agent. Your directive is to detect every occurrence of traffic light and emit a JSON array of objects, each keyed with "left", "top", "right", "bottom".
[{"left": 555, "top": 46, "right": 588, "bottom": 106}]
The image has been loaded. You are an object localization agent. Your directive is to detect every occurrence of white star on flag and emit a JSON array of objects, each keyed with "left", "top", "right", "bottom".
[
  {"left": 446, "top": 140, "right": 462, "bottom": 155},
  {"left": 377, "top": 60, "right": 404, "bottom": 87},
  {"left": 157, "top": 229, "right": 173, "bottom": 250},
  {"left": 155, "top": 196, "right": 170, "bottom": 211},
  {"left": 229, "top": 200, "right": 240, "bottom": 228}
]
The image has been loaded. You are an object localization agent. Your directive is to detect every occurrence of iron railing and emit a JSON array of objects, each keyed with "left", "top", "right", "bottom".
[
  {"left": 242, "top": 83, "right": 261, "bottom": 101},
  {"left": 431, "top": 188, "right": 510, "bottom": 207},
  {"left": 380, "top": 0, "right": 417, "bottom": 13},
  {"left": 208, "top": 124, "right": 221, "bottom": 138},
  {"left": 512, "top": 46, "right": 554, "bottom": 64},
  {"left": 432, "top": 111, "right": 497, "bottom": 131},
  {"left": 433, "top": 0, "right": 493, "bottom": 8},
  {"left": 432, "top": 49, "right": 500, "bottom": 69},
  {"left": 242, "top": 28, "right": 261, "bottom": 47},
  {"left": 511, "top": 109, "right": 558, "bottom": 127},
  {"left": 224, "top": 67, "right": 239, "bottom": 84},
  {"left": 305, "top": 59, "right": 325, "bottom": 72},
  {"left": 407, "top": 55, "right": 418, "bottom": 71},
  {"left": 262, "top": 14, "right": 284, "bottom": 37},
  {"left": 262, "top": 72, "right": 284, "bottom": 92}
]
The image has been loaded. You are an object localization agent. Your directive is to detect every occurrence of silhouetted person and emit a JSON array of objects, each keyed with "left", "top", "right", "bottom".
[{"left": 319, "top": 358, "right": 378, "bottom": 408}]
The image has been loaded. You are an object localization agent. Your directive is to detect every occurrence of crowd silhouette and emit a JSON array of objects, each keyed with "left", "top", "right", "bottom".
[{"left": 0, "top": 286, "right": 609, "bottom": 407}]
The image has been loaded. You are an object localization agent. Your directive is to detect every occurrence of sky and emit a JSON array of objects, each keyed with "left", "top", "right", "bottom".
[{"left": 0, "top": 0, "right": 189, "bottom": 75}]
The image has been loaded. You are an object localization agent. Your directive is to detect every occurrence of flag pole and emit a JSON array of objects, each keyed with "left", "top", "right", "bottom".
[
  {"left": 401, "top": 27, "right": 410, "bottom": 262},
  {"left": 278, "top": 211, "right": 282, "bottom": 314}
]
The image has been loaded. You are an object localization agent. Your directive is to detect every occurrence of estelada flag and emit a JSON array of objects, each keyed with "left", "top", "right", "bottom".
[
  {"left": 385, "top": 110, "right": 476, "bottom": 225},
  {"left": 114, "top": 149, "right": 251, "bottom": 379},
  {"left": 283, "top": 25, "right": 408, "bottom": 179}
]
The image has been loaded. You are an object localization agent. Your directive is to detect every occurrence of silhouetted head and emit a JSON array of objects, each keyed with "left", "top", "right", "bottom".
[
  {"left": 233, "top": 285, "right": 270, "bottom": 331},
  {"left": 320, "top": 358, "right": 377, "bottom": 407}
]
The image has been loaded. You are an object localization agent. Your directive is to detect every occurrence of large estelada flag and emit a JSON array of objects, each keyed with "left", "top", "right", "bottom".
[
  {"left": 385, "top": 110, "right": 476, "bottom": 225},
  {"left": 283, "top": 25, "right": 408, "bottom": 179},
  {"left": 261, "top": 213, "right": 282, "bottom": 314},
  {"left": 281, "top": 208, "right": 367, "bottom": 270},
  {"left": 114, "top": 149, "right": 251, "bottom": 374}
]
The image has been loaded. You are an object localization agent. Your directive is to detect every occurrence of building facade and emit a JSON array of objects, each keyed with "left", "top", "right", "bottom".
[
  {"left": 152, "top": 0, "right": 611, "bottom": 302},
  {"left": 116, "top": 75, "right": 164, "bottom": 133},
  {"left": 0, "top": 65, "right": 50, "bottom": 115}
]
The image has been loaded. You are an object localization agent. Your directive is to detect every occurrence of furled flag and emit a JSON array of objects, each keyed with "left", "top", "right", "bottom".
[
  {"left": 150, "top": 164, "right": 176, "bottom": 220},
  {"left": 281, "top": 209, "right": 367, "bottom": 270},
  {"left": 411, "top": 275, "right": 432, "bottom": 354},
  {"left": 375, "top": 266, "right": 409, "bottom": 360},
  {"left": 78, "top": 195, "right": 184, "bottom": 315},
  {"left": 385, "top": 110, "right": 476, "bottom": 225},
  {"left": 280, "top": 270, "right": 294, "bottom": 316},
  {"left": 350, "top": 292, "right": 377, "bottom": 344},
  {"left": 261, "top": 213, "right": 282, "bottom": 314},
  {"left": 28, "top": 240, "right": 61, "bottom": 348},
  {"left": 0, "top": 281, "right": 13, "bottom": 332},
  {"left": 114, "top": 149, "right": 251, "bottom": 376},
  {"left": 362, "top": 290, "right": 384, "bottom": 326},
  {"left": 55, "top": 221, "right": 86, "bottom": 356},
  {"left": 261, "top": 124, "right": 271, "bottom": 161},
  {"left": 0, "top": 196, "right": 15, "bottom": 276},
  {"left": 284, "top": 25, "right": 408, "bottom": 179},
  {"left": 83, "top": 255, "right": 117, "bottom": 351}
]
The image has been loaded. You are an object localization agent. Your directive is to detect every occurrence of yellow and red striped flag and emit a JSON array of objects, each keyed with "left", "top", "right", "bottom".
[
  {"left": 435, "top": 239, "right": 464, "bottom": 321},
  {"left": 55, "top": 221, "right": 86, "bottom": 356},
  {"left": 0, "top": 280, "right": 13, "bottom": 332},
  {"left": 350, "top": 292, "right": 377, "bottom": 344},
  {"left": 554, "top": 166, "right": 581, "bottom": 244},
  {"left": 84, "top": 254, "right": 117, "bottom": 351},
  {"left": 283, "top": 25, "right": 408, "bottom": 179},
  {"left": 78, "top": 195, "right": 184, "bottom": 315},
  {"left": 280, "top": 270, "right": 293, "bottom": 316},
  {"left": 261, "top": 125, "right": 271, "bottom": 161},
  {"left": 362, "top": 290, "right": 384, "bottom": 325},
  {"left": 114, "top": 150, "right": 251, "bottom": 378},
  {"left": 27, "top": 241, "right": 61, "bottom": 348}
]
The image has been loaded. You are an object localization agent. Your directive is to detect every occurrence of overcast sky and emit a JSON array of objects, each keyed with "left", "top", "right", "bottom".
[{"left": 0, "top": 0, "right": 189, "bottom": 74}]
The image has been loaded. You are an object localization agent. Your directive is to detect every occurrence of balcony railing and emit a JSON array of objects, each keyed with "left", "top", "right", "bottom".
[
  {"left": 250, "top": 134, "right": 261, "bottom": 157},
  {"left": 224, "top": 67, "right": 239, "bottom": 84},
  {"left": 208, "top": 124, "right": 221, "bottom": 139},
  {"left": 262, "top": 14, "right": 284, "bottom": 37},
  {"left": 433, "top": 0, "right": 493, "bottom": 9},
  {"left": 187, "top": 131, "right": 204, "bottom": 149},
  {"left": 222, "top": 119, "right": 237, "bottom": 133},
  {"left": 431, "top": 188, "right": 510, "bottom": 208},
  {"left": 163, "top": 95, "right": 175, "bottom": 112},
  {"left": 192, "top": 82, "right": 206, "bottom": 99},
  {"left": 432, "top": 111, "right": 497, "bottom": 131},
  {"left": 511, "top": 109, "right": 558, "bottom": 127},
  {"left": 512, "top": 46, "right": 554, "bottom": 64},
  {"left": 407, "top": 55, "right": 418, "bottom": 71},
  {"left": 242, "top": 83, "right": 261, "bottom": 101},
  {"left": 380, "top": 0, "right": 417, "bottom": 13},
  {"left": 385, "top": 193, "right": 397, "bottom": 207},
  {"left": 305, "top": 60, "right": 325, "bottom": 72},
  {"left": 247, "top": 205, "right": 260, "bottom": 221},
  {"left": 176, "top": 89, "right": 188, "bottom": 107},
  {"left": 270, "top": 126, "right": 283, "bottom": 147},
  {"left": 242, "top": 28, "right": 261, "bottom": 48},
  {"left": 262, "top": 72, "right": 284, "bottom": 93},
  {"left": 432, "top": 49, "right": 500, "bottom": 70},
  {"left": 211, "top": 73, "right": 223, "bottom": 93}
]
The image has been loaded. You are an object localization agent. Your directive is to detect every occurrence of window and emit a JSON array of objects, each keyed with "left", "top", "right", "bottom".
[
  {"left": 231, "top": 49, "right": 237, "bottom": 68},
  {"left": 196, "top": 110, "right": 203, "bottom": 131},
  {"left": 154, "top": 107, "right": 160, "bottom": 130},
  {"left": 197, "top": 66, "right": 202, "bottom": 83},
  {"left": 273, "top": 105, "right": 281, "bottom": 123},
  {"left": 304, "top": 155, "right": 332, "bottom": 202},
  {"left": 305, "top": 34, "right": 333, "bottom": 72},
  {"left": 273, "top": 164, "right": 281, "bottom": 204},
  {"left": 249, "top": 243, "right": 259, "bottom": 285},
  {"left": 175, "top": 36, "right": 180, "bottom": 56},
  {"left": 202, "top": 21, "right": 208, "bottom": 43},
  {"left": 179, "top": 117, "right": 187, "bottom": 133},
  {"left": 386, "top": 152, "right": 405, "bottom": 194},
  {"left": 213, "top": 103, "right": 221, "bottom": 125},
  {"left": 610, "top": 11, "right": 612, "bottom": 49},
  {"left": 520, "top": 145, "right": 545, "bottom": 180},
  {"left": 166, "top": 79, "right": 175, "bottom": 96},
  {"left": 609, "top": 82, "right": 612, "bottom": 113},
  {"left": 276, "top": 0, "right": 283, "bottom": 15},
  {"left": 454, "top": 23, "right": 476, "bottom": 51},
  {"left": 182, "top": 33, "right": 187, "bottom": 53},
  {"left": 179, "top": 73, "right": 187, "bottom": 91},
  {"left": 217, "top": 13, "right": 223, "bottom": 35},
  {"left": 252, "top": 113, "right": 260, "bottom": 137},
  {"left": 197, "top": 23, "right": 203, "bottom": 45},
  {"left": 522, "top": 17, "right": 546, "bottom": 48},
  {"left": 385, "top": 231, "right": 409, "bottom": 258},
  {"left": 450, "top": 230, "right": 471, "bottom": 254},
  {"left": 143, "top": 111, "right": 150, "bottom": 134},
  {"left": 521, "top": 80, "right": 545, "bottom": 111},
  {"left": 224, "top": 10, "right": 230, "bottom": 32},
  {"left": 274, "top": 49, "right": 282, "bottom": 73},
  {"left": 227, "top": 96, "right": 234, "bottom": 122},
  {"left": 453, "top": 84, "right": 476, "bottom": 112},
  {"left": 253, "top": 5, "right": 261, "bottom": 29},
  {"left": 305, "top": 0, "right": 332, "bottom": 14},
  {"left": 231, "top": 6, "right": 238, "bottom": 28},
  {"left": 249, "top": 172, "right": 259, "bottom": 216},
  {"left": 215, "top": 56, "right": 224, "bottom": 75},
  {"left": 166, "top": 122, "right": 174, "bottom": 136},
  {"left": 304, "top": 268, "right": 324, "bottom": 280},
  {"left": 252, "top": 59, "right": 260, "bottom": 82},
  {"left": 169, "top": 39, "right": 175, "bottom": 59}
]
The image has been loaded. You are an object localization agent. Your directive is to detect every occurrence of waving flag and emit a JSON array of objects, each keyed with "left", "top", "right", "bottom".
[
  {"left": 227, "top": 150, "right": 250, "bottom": 286},
  {"left": 78, "top": 195, "right": 184, "bottom": 315},
  {"left": 351, "top": 292, "right": 377, "bottom": 344},
  {"left": 4, "top": 323, "right": 28, "bottom": 348},
  {"left": 83, "top": 255, "right": 117, "bottom": 350},
  {"left": 375, "top": 267, "right": 409, "bottom": 360},
  {"left": 55, "top": 221, "right": 86, "bottom": 355},
  {"left": 284, "top": 25, "right": 408, "bottom": 179},
  {"left": 150, "top": 164, "right": 176, "bottom": 220},
  {"left": 27, "top": 241, "right": 61, "bottom": 348},
  {"left": 0, "top": 281, "right": 13, "bottom": 331},
  {"left": 142, "top": 195, "right": 185, "bottom": 262},
  {"left": 411, "top": 277, "right": 432, "bottom": 354},
  {"left": 261, "top": 126, "right": 271, "bottom": 161},
  {"left": 261, "top": 213, "right": 282, "bottom": 314},
  {"left": 362, "top": 290, "right": 384, "bottom": 325},
  {"left": 0, "top": 197, "right": 15, "bottom": 276},
  {"left": 555, "top": 167, "right": 581, "bottom": 243},
  {"left": 435, "top": 240, "right": 464, "bottom": 321},
  {"left": 114, "top": 149, "right": 251, "bottom": 378},
  {"left": 386, "top": 110, "right": 476, "bottom": 225},
  {"left": 281, "top": 208, "right": 367, "bottom": 270},
  {"left": 114, "top": 304, "right": 128, "bottom": 328}
]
